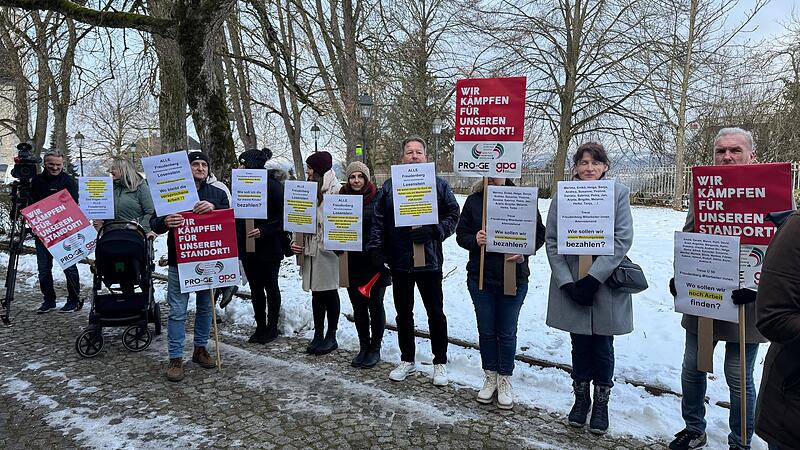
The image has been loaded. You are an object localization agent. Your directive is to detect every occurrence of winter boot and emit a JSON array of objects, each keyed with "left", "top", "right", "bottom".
[
  {"left": 166, "top": 358, "right": 184, "bottom": 382},
  {"left": 192, "top": 346, "right": 216, "bottom": 369},
  {"left": 496, "top": 375, "right": 513, "bottom": 409},
  {"left": 314, "top": 330, "right": 338, "bottom": 355},
  {"left": 361, "top": 338, "right": 382, "bottom": 369},
  {"left": 568, "top": 381, "right": 592, "bottom": 427},
  {"left": 248, "top": 327, "right": 267, "bottom": 344},
  {"left": 351, "top": 338, "right": 369, "bottom": 367},
  {"left": 476, "top": 370, "right": 497, "bottom": 404},
  {"left": 588, "top": 385, "right": 611, "bottom": 435},
  {"left": 306, "top": 329, "right": 324, "bottom": 354},
  {"left": 262, "top": 323, "right": 279, "bottom": 343}
]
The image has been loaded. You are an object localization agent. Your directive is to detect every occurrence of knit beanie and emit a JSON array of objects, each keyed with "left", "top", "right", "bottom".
[
  {"left": 239, "top": 148, "right": 273, "bottom": 169},
  {"left": 345, "top": 161, "right": 370, "bottom": 181},
  {"left": 187, "top": 151, "right": 210, "bottom": 165},
  {"left": 305, "top": 151, "right": 333, "bottom": 175}
]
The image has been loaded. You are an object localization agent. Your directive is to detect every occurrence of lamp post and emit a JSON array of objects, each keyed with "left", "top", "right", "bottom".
[
  {"left": 431, "top": 118, "right": 443, "bottom": 169},
  {"left": 129, "top": 142, "right": 137, "bottom": 167},
  {"left": 74, "top": 131, "right": 85, "bottom": 176},
  {"left": 310, "top": 122, "right": 320, "bottom": 153},
  {"left": 358, "top": 92, "right": 373, "bottom": 164}
]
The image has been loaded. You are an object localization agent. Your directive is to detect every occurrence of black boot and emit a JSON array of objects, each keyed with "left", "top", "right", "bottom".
[
  {"left": 248, "top": 327, "right": 267, "bottom": 344},
  {"left": 361, "top": 336, "right": 382, "bottom": 368},
  {"left": 568, "top": 381, "right": 592, "bottom": 427},
  {"left": 314, "top": 330, "right": 338, "bottom": 355},
  {"left": 588, "top": 385, "right": 611, "bottom": 435},
  {"left": 306, "top": 329, "right": 324, "bottom": 353},
  {"left": 351, "top": 338, "right": 369, "bottom": 367},
  {"left": 262, "top": 323, "right": 279, "bottom": 343}
]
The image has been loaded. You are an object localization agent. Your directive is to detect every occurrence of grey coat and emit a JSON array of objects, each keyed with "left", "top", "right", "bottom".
[
  {"left": 545, "top": 181, "right": 634, "bottom": 336},
  {"left": 680, "top": 199, "right": 767, "bottom": 344}
]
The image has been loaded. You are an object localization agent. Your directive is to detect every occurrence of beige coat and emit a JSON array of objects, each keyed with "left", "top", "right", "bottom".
[{"left": 294, "top": 170, "right": 341, "bottom": 292}]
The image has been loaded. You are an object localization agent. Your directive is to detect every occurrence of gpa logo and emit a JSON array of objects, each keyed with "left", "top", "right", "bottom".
[
  {"left": 471, "top": 143, "right": 504, "bottom": 160},
  {"left": 62, "top": 233, "right": 86, "bottom": 251},
  {"left": 195, "top": 261, "right": 224, "bottom": 275},
  {"left": 495, "top": 162, "right": 518, "bottom": 173}
]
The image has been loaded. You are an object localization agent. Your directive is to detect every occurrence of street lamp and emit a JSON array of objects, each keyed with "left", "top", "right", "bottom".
[
  {"left": 310, "top": 122, "right": 320, "bottom": 153},
  {"left": 129, "top": 142, "right": 137, "bottom": 165},
  {"left": 74, "top": 131, "right": 85, "bottom": 176},
  {"left": 358, "top": 92, "right": 373, "bottom": 164},
  {"left": 431, "top": 118, "right": 443, "bottom": 169}
]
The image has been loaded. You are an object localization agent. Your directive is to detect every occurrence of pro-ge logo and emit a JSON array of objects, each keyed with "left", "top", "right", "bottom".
[
  {"left": 62, "top": 233, "right": 86, "bottom": 251},
  {"left": 195, "top": 261, "right": 224, "bottom": 275},
  {"left": 471, "top": 143, "right": 504, "bottom": 160},
  {"left": 745, "top": 247, "right": 764, "bottom": 267}
]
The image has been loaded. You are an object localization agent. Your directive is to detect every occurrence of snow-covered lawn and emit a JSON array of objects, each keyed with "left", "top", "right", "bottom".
[{"left": 1, "top": 196, "right": 768, "bottom": 448}]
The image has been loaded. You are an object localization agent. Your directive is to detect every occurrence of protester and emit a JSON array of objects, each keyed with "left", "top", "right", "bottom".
[
  {"left": 93, "top": 157, "right": 154, "bottom": 234},
  {"left": 339, "top": 161, "right": 389, "bottom": 369},
  {"left": 668, "top": 128, "right": 765, "bottom": 450},
  {"left": 291, "top": 151, "right": 342, "bottom": 356},
  {"left": 31, "top": 150, "right": 81, "bottom": 313},
  {"left": 151, "top": 151, "right": 229, "bottom": 382},
  {"left": 545, "top": 142, "right": 633, "bottom": 435},
  {"left": 754, "top": 211, "right": 800, "bottom": 450},
  {"left": 456, "top": 177, "right": 545, "bottom": 408},
  {"left": 367, "top": 136, "right": 460, "bottom": 386},
  {"left": 234, "top": 148, "right": 286, "bottom": 344}
]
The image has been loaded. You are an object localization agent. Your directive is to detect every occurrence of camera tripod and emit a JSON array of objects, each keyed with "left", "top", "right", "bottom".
[{"left": 1, "top": 181, "right": 31, "bottom": 326}]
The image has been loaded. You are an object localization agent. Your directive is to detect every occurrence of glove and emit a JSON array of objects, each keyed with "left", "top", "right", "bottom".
[
  {"left": 572, "top": 276, "right": 601, "bottom": 307},
  {"left": 333, "top": 250, "right": 344, "bottom": 256},
  {"left": 731, "top": 288, "right": 757, "bottom": 305},
  {"left": 368, "top": 249, "right": 388, "bottom": 272},
  {"left": 669, "top": 278, "right": 677, "bottom": 297},
  {"left": 562, "top": 282, "right": 580, "bottom": 302},
  {"left": 409, "top": 226, "right": 436, "bottom": 244}
]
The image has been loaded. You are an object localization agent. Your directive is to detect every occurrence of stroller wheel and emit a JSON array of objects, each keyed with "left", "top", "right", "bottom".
[
  {"left": 122, "top": 325, "right": 152, "bottom": 352},
  {"left": 75, "top": 329, "right": 104, "bottom": 358},
  {"left": 153, "top": 303, "right": 162, "bottom": 336}
]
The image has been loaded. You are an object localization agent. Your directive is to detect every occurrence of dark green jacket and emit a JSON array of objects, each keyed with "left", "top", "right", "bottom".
[{"left": 114, "top": 180, "right": 155, "bottom": 232}]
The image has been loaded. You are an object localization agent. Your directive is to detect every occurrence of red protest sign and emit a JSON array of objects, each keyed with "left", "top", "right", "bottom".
[
  {"left": 693, "top": 162, "right": 793, "bottom": 245},
  {"left": 21, "top": 189, "right": 97, "bottom": 269},
  {"left": 174, "top": 208, "right": 240, "bottom": 293},
  {"left": 454, "top": 76, "right": 526, "bottom": 178}
]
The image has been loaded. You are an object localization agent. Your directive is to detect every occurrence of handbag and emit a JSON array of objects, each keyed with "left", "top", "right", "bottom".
[{"left": 606, "top": 256, "right": 648, "bottom": 293}]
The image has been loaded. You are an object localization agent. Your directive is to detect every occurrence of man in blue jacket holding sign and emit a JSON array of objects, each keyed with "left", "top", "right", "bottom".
[{"left": 151, "top": 151, "right": 229, "bottom": 382}]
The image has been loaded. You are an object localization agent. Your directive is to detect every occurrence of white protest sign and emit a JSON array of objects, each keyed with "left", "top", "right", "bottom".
[
  {"left": 556, "top": 180, "right": 615, "bottom": 255},
  {"left": 283, "top": 180, "right": 317, "bottom": 233},
  {"left": 231, "top": 169, "right": 268, "bottom": 219},
  {"left": 486, "top": 186, "right": 538, "bottom": 255},
  {"left": 141, "top": 151, "right": 199, "bottom": 216},
  {"left": 674, "top": 231, "right": 740, "bottom": 323},
  {"left": 323, "top": 194, "right": 362, "bottom": 252},
  {"left": 391, "top": 162, "right": 438, "bottom": 227},
  {"left": 78, "top": 177, "right": 114, "bottom": 220}
]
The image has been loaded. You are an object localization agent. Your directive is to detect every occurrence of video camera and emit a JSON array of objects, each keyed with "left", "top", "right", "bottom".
[{"left": 10, "top": 142, "right": 41, "bottom": 182}]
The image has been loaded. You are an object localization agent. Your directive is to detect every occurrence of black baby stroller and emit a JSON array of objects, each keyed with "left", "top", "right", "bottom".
[{"left": 75, "top": 221, "right": 162, "bottom": 357}]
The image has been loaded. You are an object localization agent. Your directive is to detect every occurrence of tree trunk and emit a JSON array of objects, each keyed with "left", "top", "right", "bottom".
[
  {"left": 224, "top": 11, "right": 257, "bottom": 150},
  {"left": 175, "top": 0, "right": 236, "bottom": 184},
  {"left": 151, "top": 0, "right": 188, "bottom": 153},
  {"left": 672, "top": 0, "right": 698, "bottom": 210}
]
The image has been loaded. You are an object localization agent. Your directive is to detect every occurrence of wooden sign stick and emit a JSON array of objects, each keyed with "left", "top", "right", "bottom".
[
  {"left": 503, "top": 258, "right": 516, "bottom": 296},
  {"left": 578, "top": 255, "right": 592, "bottom": 279},
  {"left": 210, "top": 289, "right": 222, "bottom": 369},
  {"left": 245, "top": 219, "right": 256, "bottom": 253},
  {"left": 295, "top": 233, "right": 304, "bottom": 266},
  {"left": 339, "top": 251, "right": 349, "bottom": 287},
  {"left": 478, "top": 177, "right": 489, "bottom": 290},
  {"left": 738, "top": 305, "right": 747, "bottom": 447},
  {"left": 697, "top": 317, "right": 714, "bottom": 373},
  {"left": 412, "top": 227, "right": 425, "bottom": 267}
]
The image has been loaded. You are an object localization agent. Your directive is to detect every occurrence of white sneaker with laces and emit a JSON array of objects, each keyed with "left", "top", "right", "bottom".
[
  {"left": 497, "top": 375, "right": 513, "bottom": 409},
  {"left": 432, "top": 364, "right": 448, "bottom": 386},
  {"left": 389, "top": 361, "right": 416, "bottom": 381},
  {"left": 477, "top": 370, "right": 497, "bottom": 403}
]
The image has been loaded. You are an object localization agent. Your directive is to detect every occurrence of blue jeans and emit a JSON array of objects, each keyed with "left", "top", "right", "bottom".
[
  {"left": 35, "top": 238, "right": 80, "bottom": 305},
  {"left": 468, "top": 279, "right": 527, "bottom": 376},
  {"left": 570, "top": 333, "right": 615, "bottom": 387},
  {"left": 167, "top": 266, "right": 212, "bottom": 359},
  {"left": 680, "top": 330, "right": 759, "bottom": 449}
]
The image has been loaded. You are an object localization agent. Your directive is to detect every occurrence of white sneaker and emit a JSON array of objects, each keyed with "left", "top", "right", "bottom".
[
  {"left": 497, "top": 375, "right": 513, "bottom": 409},
  {"left": 477, "top": 370, "right": 497, "bottom": 403},
  {"left": 432, "top": 364, "right": 448, "bottom": 386},
  {"left": 389, "top": 361, "right": 416, "bottom": 381}
]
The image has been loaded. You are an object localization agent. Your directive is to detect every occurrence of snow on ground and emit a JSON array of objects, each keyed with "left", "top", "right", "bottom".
[{"left": 1, "top": 194, "right": 768, "bottom": 448}]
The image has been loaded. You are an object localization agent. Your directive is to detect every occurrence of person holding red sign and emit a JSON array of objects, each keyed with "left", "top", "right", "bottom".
[
  {"left": 31, "top": 150, "right": 81, "bottom": 314},
  {"left": 545, "top": 142, "right": 634, "bottom": 435},
  {"left": 150, "top": 151, "right": 230, "bottom": 382},
  {"left": 291, "top": 151, "right": 342, "bottom": 356},
  {"left": 668, "top": 128, "right": 766, "bottom": 450}
]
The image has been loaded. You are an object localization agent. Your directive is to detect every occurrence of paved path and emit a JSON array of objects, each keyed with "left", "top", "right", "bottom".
[{"left": 0, "top": 286, "right": 667, "bottom": 449}]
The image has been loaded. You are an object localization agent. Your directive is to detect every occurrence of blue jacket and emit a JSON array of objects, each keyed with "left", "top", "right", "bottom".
[
  {"left": 367, "top": 176, "right": 460, "bottom": 272},
  {"left": 151, "top": 181, "right": 230, "bottom": 267}
]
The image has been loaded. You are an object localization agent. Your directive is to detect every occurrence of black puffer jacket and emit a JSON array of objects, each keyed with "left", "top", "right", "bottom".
[
  {"left": 456, "top": 180, "right": 545, "bottom": 288},
  {"left": 30, "top": 171, "right": 78, "bottom": 203},
  {"left": 235, "top": 173, "right": 286, "bottom": 262},
  {"left": 367, "top": 176, "right": 460, "bottom": 273},
  {"left": 151, "top": 181, "right": 230, "bottom": 267},
  {"left": 347, "top": 192, "right": 390, "bottom": 287}
]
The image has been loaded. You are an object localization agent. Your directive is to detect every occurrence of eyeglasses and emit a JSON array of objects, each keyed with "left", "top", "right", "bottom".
[{"left": 577, "top": 160, "right": 605, "bottom": 167}]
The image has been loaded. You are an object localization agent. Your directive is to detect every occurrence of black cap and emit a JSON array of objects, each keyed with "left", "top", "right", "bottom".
[{"left": 188, "top": 151, "right": 210, "bottom": 165}]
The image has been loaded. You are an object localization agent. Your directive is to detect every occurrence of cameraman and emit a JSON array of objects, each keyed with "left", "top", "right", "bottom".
[{"left": 30, "top": 151, "right": 81, "bottom": 313}]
